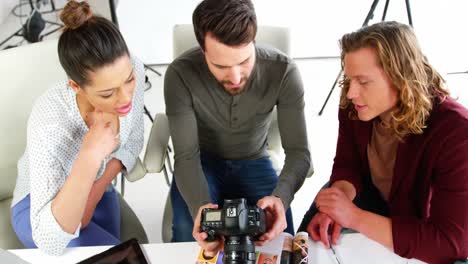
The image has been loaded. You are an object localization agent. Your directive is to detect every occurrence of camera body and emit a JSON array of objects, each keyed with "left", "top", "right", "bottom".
[
  {"left": 201, "top": 198, "right": 266, "bottom": 241},
  {"left": 201, "top": 198, "right": 266, "bottom": 264}
]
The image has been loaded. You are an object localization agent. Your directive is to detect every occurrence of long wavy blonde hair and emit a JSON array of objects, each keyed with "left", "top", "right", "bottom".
[{"left": 339, "top": 21, "right": 449, "bottom": 140}]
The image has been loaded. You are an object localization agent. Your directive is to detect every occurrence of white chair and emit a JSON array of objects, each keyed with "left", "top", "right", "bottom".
[
  {"left": 172, "top": 24, "right": 291, "bottom": 60},
  {"left": 0, "top": 39, "right": 150, "bottom": 249},
  {"left": 158, "top": 24, "right": 313, "bottom": 242}
]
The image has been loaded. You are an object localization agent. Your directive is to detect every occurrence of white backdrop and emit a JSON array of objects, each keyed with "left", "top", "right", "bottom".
[
  {"left": 117, "top": 0, "right": 468, "bottom": 73},
  {"left": 0, "top": 0, "right": 17, "bottom": 24}
]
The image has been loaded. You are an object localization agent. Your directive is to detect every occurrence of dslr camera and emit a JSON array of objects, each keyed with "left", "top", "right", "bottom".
[{"left": 201, "top": 198, "right": 266, "bottom": 264}]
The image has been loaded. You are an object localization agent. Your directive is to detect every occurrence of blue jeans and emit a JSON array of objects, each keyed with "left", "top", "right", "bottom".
[
  {"left": 170, "top": 152, "right": 294, "bottom": 242},
  {"left": 11, "top": 189, "right": 121, "bottom": 248}
]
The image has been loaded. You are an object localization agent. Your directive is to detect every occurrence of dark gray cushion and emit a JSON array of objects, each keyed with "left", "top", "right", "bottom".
[
  {"left": 0, "top": 198, "right": 24, "bottom": 250},
  {"left": 118, "top": 193, "right": 148, "bottom": 244}
]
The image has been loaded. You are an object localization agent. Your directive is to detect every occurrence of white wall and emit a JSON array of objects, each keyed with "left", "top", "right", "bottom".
[
  {"left": 53, "top": 0, "right": 468, "bottom": 244},
  {"left": 0, "top": 0, "right": 17, "bottom": 25},
  {"left": 117, "top": 0, "right": 468, "bottom": 73},
  {"left": 0, "top": 0, "right": 466, "bottom": 244},
  {"left": 113, "top": 0, "right": 468, "bottom": 242}
]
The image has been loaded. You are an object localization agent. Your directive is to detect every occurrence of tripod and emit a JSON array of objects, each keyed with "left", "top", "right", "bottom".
[
  {"left": 317, "top": 0, "right": 413, "bottom": 116},
  {"left": 0, "top": 0, "right": 63, "bottom": 49}
]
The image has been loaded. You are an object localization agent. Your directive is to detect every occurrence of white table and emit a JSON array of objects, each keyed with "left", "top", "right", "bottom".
[
  {"left": 9, "top": 233, "right": 426, "bottom": 264},
  {"left": 9, "top": 242, "right": 199, "bottom": 264},
  {"left": 308, "top": 233, "right": 426, "bottom": 264}
]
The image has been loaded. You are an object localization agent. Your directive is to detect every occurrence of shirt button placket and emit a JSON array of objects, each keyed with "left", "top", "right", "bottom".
[{"left": 231, "top": 96, "right": 239, "bottom": 127}]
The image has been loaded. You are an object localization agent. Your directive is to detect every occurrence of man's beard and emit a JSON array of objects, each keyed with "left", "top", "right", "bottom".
[{"left": 221, "top": 77, "right": 248, "bottom": 95}]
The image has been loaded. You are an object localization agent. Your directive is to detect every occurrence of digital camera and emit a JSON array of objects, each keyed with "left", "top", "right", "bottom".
[{"left": 201, "top": 198, "right": 266, "bottom": 264}]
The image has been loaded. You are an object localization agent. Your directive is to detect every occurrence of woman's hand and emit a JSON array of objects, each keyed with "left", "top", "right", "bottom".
[
  {"left": 307, "top": 211, "right": 341, "bottom": 248},
  {"left": 81, "top": 111, "right": 119, "bottom": 161},
  {"left": 315, "top": 187, "right": 361, "bottom": 229}
]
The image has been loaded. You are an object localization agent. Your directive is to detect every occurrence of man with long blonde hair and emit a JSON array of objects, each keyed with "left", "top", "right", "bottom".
[{"left": 299, "top": 21, "right": 467, "bottom": 263}]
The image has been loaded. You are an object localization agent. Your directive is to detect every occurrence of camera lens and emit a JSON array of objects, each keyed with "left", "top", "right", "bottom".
[{"left": 223, "top": 235, "right": 256, "bottom": 264}]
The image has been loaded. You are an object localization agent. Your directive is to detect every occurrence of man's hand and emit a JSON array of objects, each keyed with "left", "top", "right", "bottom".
[
  {"left": 307, "top": 211, "right": 341, "bottom": 248},
  {"left": 193, "top": 203, "right": 224, "bottom": 258},
  {"left": 315, "top": 187, "right": 361, "bottom": 229},
  {"left": 256, "top": 196, "right": 287, "bottom": 246}
]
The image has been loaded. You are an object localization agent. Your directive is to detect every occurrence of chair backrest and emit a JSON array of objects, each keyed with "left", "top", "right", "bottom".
[
  {"left": 163, "top": 25, "right": 308, "bottom": 243},
  {"left": 0, "top": 39, "right": 149, "bottom": 248},
  {"left": 0, "top": 39, "right": 66, "bottom": 249},
  {"left": 171, "top": 24, "right": 307, "bottom": 175},
  {"left": 172, "top": 24, "right": 313, "bottom": 178},
  {"left": 0, "top": 39, "right": 66, "bottom": 201},
  {"left": 171, "top": 24, "right": 291, "bottom": 157},
  {"left": 172, "top": 24, "right": 290, "bottom": 59}
]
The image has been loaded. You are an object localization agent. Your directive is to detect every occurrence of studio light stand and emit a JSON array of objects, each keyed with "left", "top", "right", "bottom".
[
  {"left": 0, "top": 0, "right": 63, "bottom": 49},
  {"left": 108, "top": 1, "right": 174, "bottom": 196},
  {"left": 108, "top": 0, "right": 162, "bottom": 78},
  {"left": 107, "top": 0, "right": 162, "bottom": 125},
  {"left": 317, "top": 0, "right": 413, "bottom": 116}
]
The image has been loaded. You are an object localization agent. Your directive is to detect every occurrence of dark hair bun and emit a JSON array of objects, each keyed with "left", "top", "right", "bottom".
[{"left": 60, "top": 0, "right": 93, "bottom": 30}]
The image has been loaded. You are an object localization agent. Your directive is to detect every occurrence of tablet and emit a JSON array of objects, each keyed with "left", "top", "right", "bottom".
[{"left": 77, "top": 238, "right": 149, "bottom": 264}]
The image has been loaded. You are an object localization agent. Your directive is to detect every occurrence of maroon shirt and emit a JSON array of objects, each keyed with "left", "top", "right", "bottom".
[{"left": 330, "top": 97, "right": 468, "bottom": 264}]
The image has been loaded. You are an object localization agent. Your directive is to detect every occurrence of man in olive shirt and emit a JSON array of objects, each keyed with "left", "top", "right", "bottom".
[{"left": 164, "top": 0, "right": 311, "bottom": 254}]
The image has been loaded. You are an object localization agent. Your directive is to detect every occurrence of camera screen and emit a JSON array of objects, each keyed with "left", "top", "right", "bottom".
[{"left": 206, "top": 211, "right": 221, "bottom": 221}]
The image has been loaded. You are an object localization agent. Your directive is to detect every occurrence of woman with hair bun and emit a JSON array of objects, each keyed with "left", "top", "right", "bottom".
[{"left": 10, "top": 0, "right": 146, "bottom": 255}]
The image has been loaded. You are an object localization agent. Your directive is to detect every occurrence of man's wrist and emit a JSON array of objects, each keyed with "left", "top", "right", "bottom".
[
  {"left": 331, "top": 180, "right": 356, "bottom": 200},
  {"left": 272, "top": 194, "right": 289, "bottom": 210},
  {"left": 349, "top": 207, "right": 364, "bottom": 231},
  {"left": 273, "top": 195, "right": 283, "bottom": 202}
]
